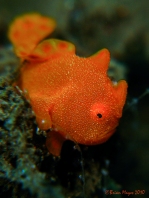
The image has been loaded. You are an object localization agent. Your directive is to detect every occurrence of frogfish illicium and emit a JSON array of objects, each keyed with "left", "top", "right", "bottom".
[{"left": 8, "top": 13, "right": 127, "bottom": 156}]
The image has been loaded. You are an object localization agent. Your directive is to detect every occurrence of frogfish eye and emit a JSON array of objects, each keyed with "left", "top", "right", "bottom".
[
  {"left": 97, "top": 113, "right": 102, "bottom": 118},
  {"left": 90, "top": 103, "right": 109, "bottom": 121}
]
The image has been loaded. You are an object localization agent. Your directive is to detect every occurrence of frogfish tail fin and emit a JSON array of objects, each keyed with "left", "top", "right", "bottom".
[{"left": 8, "top": 13, "right": 56, "bottom": 59}]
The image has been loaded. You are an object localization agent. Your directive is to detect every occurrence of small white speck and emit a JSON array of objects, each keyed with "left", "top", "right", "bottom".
[
  {"left": 112, "top": 80, "right": 118, "bottom": 86},
  {"left": 41, "top": 120, "right": 45, "bottom": 124}
]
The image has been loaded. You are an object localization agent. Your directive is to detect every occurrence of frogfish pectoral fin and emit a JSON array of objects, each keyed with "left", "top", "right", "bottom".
[{"left": 46, "top": 131, "right": 65, "bottom": 156}]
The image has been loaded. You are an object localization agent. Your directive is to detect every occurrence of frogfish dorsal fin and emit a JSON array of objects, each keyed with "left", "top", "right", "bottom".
[
  {"left": 26, "top": 39, "right": 76, "bottom": 62},
  {"left": 88, "top": 49, "right": 110, "bottom": 73},
  {"left": 8, "top": 13, "right": 56, "bottom": 59}
]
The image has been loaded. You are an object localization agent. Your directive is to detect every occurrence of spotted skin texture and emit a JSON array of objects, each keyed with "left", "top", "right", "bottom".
[
  {"left": 8, "top": 13, "right": 56, "bottom": 58},
  {"left": 8, "top": 14, "right": 127, "bottom": 156}
]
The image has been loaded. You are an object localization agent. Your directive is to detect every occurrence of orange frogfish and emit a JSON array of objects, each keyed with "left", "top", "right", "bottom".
[{"left": 8, "top": 13, "right": 127, "bottom": 156}]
